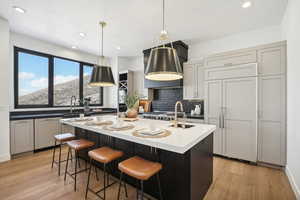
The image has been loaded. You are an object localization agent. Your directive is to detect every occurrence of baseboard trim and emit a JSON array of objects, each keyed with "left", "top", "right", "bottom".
[
  {"left": 285, "top": 166, "right": 300, "bottom": 200},
  {"left": 0, "top": 154, "right": 11, "bottom": 163}
]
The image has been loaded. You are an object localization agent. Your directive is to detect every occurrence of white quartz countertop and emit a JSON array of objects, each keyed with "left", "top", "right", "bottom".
[{"left": 61, "top": 115, "right": 216, "bottom": 154}]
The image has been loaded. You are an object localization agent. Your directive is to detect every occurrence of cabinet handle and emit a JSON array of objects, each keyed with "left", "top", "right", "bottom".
[{"left": 219, "top": 114, "right": 222, "bottom": 128}]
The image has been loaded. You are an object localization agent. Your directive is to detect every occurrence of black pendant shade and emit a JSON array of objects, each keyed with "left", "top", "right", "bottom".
[
  {"left": 89, "top": 65, "right": 115, "bottom": 87},
  {"left": 145, "top": 46, "right": 183, "bottom": 81}
]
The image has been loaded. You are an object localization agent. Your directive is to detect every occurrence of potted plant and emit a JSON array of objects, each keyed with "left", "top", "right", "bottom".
[{"left": 125, "top": 93, "right": 139, "bottom": 118}]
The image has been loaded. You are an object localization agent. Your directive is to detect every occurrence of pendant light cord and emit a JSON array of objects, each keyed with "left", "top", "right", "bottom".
[
  {"left": 162, "top": 0, "right": 165, "bottom": 31},
  {"left": 101, "top": 23, "right": 104, "bottom": 57}
]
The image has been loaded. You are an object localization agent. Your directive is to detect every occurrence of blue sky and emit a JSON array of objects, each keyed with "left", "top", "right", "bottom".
[{"left": 18, "top": 52, "right": 92, "bottom": 96}]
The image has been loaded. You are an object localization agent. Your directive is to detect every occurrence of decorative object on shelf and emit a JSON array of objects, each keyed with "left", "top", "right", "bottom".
[
  {"left": 125, "top": 93, "right": 139, "bottom": 118},
  {"left": 194, "top": 104, "right": 201, "bottom": 115},
  {"left": 145, "top": 0, "right": 182, "bottom": 81},
  {"left": 89, "top": 21, "right": 115, "bottom": 87}
]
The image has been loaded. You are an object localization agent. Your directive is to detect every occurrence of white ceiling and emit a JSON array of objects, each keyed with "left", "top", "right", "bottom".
[{"left": 0, "top": 0, "right": 287, "bottom": 57}]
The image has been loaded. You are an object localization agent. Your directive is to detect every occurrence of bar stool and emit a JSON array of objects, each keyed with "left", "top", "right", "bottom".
[
  {"left": 85, "top": 146, "right": 125, "bottom": 200},
  {"left": 64, "top": 139, "right": 95, "bottom": 191},
  {"left": 117, "top": 156, "right": 163, "bottom": 200},
  {"left": 51, "top": 133, "right": 76, "bottom": 176}
]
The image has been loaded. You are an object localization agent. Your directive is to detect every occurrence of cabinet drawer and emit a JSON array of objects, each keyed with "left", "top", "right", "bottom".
[
  {"left": 205, "top": 51, "right": 257, "bottom": 68},
  {"left": 205, "top": 63, "right": 257, "bottom": 80}
]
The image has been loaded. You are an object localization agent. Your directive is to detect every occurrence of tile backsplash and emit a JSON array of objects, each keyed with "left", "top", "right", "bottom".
[{"left": 151, "top": 88, "right": 204, "bottom": 115}]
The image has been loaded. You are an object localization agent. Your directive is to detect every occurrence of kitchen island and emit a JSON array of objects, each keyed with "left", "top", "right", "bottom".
[{"left": 61, "top": 116, "right": 216, "bottom": 200}]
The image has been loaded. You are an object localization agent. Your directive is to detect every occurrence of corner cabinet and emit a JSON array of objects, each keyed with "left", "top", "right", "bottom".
[
  {"left": 183, "top": 62, "right": 204, "bottom": 100},
  {"left": 10, "top": 119, "right": 34, "bottom": 155},
  {"left": 35, "top": 117, "right": 61, "bottom": 150}
]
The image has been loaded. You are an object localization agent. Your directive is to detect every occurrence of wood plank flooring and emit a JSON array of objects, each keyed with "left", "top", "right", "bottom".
[{"left": 0, "top": 148, "right": 296, "bottom": 200}]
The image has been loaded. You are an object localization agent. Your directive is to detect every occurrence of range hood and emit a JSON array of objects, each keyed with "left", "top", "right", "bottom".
[{"left": 143, "top": 40, "right": 188, "bottom": 89}]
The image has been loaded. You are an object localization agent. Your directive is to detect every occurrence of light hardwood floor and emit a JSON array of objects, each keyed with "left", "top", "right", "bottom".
[{"left": 0, "top": 148, "right": 296, "bottom": 200}]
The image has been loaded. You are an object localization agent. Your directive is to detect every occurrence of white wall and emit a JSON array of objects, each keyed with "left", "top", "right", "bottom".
[
  {"left": 9, "top": 32, "right": 118, "bottom": 110},
  {"left": 0, "top": 17, "right": 11, "bottom": 162},
  {"left": 281, "top": 0, "right": 300, "bottom": 199},
  {"left": 118, "top": 56, "right": 148, "bottom": 99},
  {"left": 189, "top": 25, "right": 284, "bottom": 59}
]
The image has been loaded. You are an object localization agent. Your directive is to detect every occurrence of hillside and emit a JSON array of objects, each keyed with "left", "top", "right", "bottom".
[{"left": 19, "top": 75, "right": 101, "bottom": 105}]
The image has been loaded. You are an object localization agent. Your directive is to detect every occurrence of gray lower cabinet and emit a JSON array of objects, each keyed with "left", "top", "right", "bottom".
[
  {"left": 10, "top": 119, "right": 34, "bottom": 155},
  {"left": 35, "top": 117, "right": 61, "bottom": 149},
  {"left": 258, "top": 75, "right": 286, "bottom": 166}
]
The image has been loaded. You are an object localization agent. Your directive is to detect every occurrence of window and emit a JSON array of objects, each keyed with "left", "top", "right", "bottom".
[
  {"left": 54, "top": 58, "right": 80, "bottom": 106},
  {"left": 14, "top": 47, "right": 103, "bottom": 108},
  {"left": 83, "top": 65, "right": 103, "bottom": 105},
  {"left": 16, "top": 50, "right": 50, "bottom": 107}
]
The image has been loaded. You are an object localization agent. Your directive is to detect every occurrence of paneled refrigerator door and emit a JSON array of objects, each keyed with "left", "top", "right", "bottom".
[
  {"left": 205, "top": 80, "right": 223, "bottom": 155},
  {"left": 222, "top": 77, "right": 257, "bottom": 162}
]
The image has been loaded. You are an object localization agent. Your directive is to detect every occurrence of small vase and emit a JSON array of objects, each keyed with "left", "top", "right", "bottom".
[{"left": 126, "top": 108, "right": 138, "bottom": 118}]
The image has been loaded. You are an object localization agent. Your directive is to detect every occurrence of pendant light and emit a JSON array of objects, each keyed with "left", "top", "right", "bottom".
[
  {"left": 89, "top": 21, "right": 115, "bottom": 87},
  {"left": 145, "top": 0, "right": 182, "bottom": 81}
]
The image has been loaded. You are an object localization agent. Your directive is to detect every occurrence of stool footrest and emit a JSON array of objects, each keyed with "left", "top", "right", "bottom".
[{"left": 66, "top": 167, "right": 90, "bottom": 180}]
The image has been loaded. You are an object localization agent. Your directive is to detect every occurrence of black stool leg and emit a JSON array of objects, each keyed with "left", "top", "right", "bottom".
[
  {"left": 136, "top": 180, "right": 139, "bottom": 200},
  {"left": 94, "top": 165, "right": 99, "bottom": 181},
  {"left": 64, "top": 147, "right": 70, "bottom": 181},
  {"left": 157, "top": 173, "right": 163, "bottom": 200},
  {"left": 74, "top": 150, "right": 78, "bottom": 191},
  {"left": 51, "top": 140, "right": 57, "bottom": 168},
  {"left": 85, "top": 158, "right": 93, "bottom": 200},
  {"left": 117, "top": 172, "right": 123, "bottom": 200},
  {"left": 140, "top": 180, "right": 144, "bottom": 200},
  {"left": 70, "top": 149, "right": 73, "bottom": 162},
  {"left": 58, "top": 142, "right": 62, "bottom": 176},
  {"left": 103, "top": 163, "right": 106, "bottom": 200}
]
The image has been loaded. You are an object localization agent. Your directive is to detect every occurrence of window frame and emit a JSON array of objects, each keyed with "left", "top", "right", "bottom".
[{"left": 14, "top": 46, "right": 103, "bottom": 109}]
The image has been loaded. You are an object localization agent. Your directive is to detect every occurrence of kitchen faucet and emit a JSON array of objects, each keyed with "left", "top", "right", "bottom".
[
  {"left": 70, "top": 96, "right": 77, "bottom": 113},
  {"left": 174, "top": 101, "right": 184, "bottom": 128}
]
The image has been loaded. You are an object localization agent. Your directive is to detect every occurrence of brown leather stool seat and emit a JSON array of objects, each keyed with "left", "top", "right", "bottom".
[
  {"left": 51, "top": 133, "right": 76, "bottom": 176},
  {"left": 118, "top": 156, "right": 162, "bottom": 181},
  {"left": 88, "top": 147, "right": 123, "bottom": 164},
  {"left": 67, "top": 139, "right": 95, "bottom": 151},
  {"left": 85, "top": 146, "right": 125, "bottom": 200},
  {"left": 117, "top": 156, "right": 163, "bottom": 200},
  {"left": 54, "top": 133, "right": 75, "bottom": 142},
  {"left": 64, "top": 139, "right": 95, "bottom": 191}
]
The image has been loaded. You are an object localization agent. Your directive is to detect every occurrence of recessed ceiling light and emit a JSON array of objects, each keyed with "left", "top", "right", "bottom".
[
  {"left": 242, "top": 1, "right": 252, "bottom": 8},
  {"left": 79, "top": 32, "right": 86, "bottom": 37},
  {"left": 71, "top": 46, "right": 77, "bottom": 49},
  {"left": 116, "top": 46, "right": 121, "bottom": 50},
  {"left": 13, "top": 6, "right": 26, "bottom": 13}
]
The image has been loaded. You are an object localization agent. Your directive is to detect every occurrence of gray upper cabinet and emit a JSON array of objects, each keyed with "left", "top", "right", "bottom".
[
  {"left": 258, "top": 46, "right": 286, "bottom": 75},
  {"left": 205, "top": 50, "right": 257, "bottom": 68},
  {"left": 183, "top": 63, "right": 204, "bottom": 100},
  {"left": 258, "top": 75, "right": 286, "bottom": 166},
  {"left": 10, "top": 119, "right": 34, "bottom": 155},
  {"left": 35, "top": 117, "right": 61, "bottom": 149}
]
